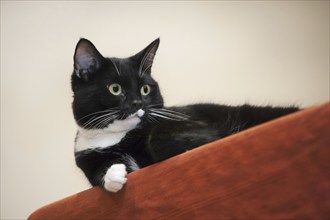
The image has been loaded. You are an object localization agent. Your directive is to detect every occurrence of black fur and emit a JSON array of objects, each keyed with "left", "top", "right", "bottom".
[{"left": 71, "top": 38, "right": 298, "bottom": 188}]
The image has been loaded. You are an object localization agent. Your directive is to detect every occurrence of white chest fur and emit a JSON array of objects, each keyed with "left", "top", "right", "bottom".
[{"left": 75, "top": 111, "right": 144, "bottom": 152}]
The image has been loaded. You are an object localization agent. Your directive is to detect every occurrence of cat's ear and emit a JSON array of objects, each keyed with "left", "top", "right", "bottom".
[
  {"left": 137, "top": 38, "right": 160, "bottom": 76},
  {"left": 73, "top": 38, "right": 105, "bottom": 81}
]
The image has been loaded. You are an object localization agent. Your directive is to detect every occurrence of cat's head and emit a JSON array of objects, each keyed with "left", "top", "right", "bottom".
[{"left": 71, "top": 38, "right": 164, "bottom": 130}]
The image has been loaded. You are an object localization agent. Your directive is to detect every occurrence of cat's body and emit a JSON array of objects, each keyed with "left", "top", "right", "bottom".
[{"left": 72, "top": 38, "right": 298, "bottom": 192}]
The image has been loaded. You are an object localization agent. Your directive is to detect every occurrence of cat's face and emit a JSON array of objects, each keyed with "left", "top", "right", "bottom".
[{"left": 71, "top": 38, "right": 164, "bottom": 130}]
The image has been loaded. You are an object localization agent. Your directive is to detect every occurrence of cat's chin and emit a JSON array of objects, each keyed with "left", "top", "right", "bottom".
[
  {"left": 127, "top": 109, "right": 145, "bottom": 119},
  {"left": 107, "top": 109, "right": 145, "bottom": 133}
]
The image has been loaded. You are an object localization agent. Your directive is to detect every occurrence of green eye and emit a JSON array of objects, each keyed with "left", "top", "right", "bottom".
[
  {"left": 141, "top": 85, "right": 151, "bottom": 96},
  {"left": 108, "top": 84, "right": 122, "bottom": 96}
]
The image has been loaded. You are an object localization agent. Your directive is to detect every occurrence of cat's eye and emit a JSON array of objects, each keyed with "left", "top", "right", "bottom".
[
  {"left": 141, "top": 85, "right": 151, "bottom": 96},
  {"left": 108, "top": 83, "right": 122, "bottom": 96}
]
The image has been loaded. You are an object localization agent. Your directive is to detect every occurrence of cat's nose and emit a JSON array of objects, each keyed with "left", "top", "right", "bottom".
[{"left": 132, "top": 100, "right": 143, "bottom": 109}]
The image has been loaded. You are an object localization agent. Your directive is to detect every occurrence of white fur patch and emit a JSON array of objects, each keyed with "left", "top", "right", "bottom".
[
  {"left": 75, "top": 110, "right": 144, "bottom": 152},
  {"left": 104, "top": 164, "right": 127, "bottom": 192}
]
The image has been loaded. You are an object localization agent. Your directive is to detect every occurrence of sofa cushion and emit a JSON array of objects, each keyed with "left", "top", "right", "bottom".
[{"left": 28, "top": 102, "right": 330, "bottom": 220}]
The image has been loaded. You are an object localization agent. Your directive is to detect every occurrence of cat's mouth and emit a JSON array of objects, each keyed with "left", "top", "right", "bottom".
[{"left": 126, "top": 109, "right": 145, "bottom": 119}]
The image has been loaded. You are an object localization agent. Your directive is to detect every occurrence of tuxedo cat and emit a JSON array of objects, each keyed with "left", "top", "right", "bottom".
[{"left": 72, "top": 38, "right": 298, "bottom": 192}]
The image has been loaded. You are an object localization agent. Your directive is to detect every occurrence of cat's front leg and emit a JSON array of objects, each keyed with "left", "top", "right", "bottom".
[
  {"left": 75, "top": 148, "right": 140, "bottom": 192},
  {"left": 103, "top": 164, "right": 127, "bottom": 192},
  {"left": 102, "top": 154, "right": 141, "bottom": 192}
]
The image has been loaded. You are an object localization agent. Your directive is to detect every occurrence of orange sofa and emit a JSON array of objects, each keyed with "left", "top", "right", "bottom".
[{"left": 28, "top": 102, "right": 329, "bottom": 220}]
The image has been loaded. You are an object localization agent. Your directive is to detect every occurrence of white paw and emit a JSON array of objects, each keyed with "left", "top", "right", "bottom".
[{"left": 104, "top": 164, "right": 127, "bottom": 192}]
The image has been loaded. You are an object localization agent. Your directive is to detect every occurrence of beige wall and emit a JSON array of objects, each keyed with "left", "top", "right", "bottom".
[{"left": 1, "top": 1, "right": 329, "bottom": 219}]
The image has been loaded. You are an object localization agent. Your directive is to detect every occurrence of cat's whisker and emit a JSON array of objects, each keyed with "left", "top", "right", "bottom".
[
  {"left": 149, "top": 108, "right": 190, "bottom": 121},
  {"left": 153, "top": 108, "right": 190, "bottom": 118},
  {"left": 77, "top": 108, "right": 120, "bottom": 122},
  {"left": 149, "top": 113, "right": 175, "bottom": 120},
  {"left": 82, "top": 115, "right": 99, "bottom": 128},
  {"left": 94, "top": 114, "right": 118, "bottom": 129},
  {"left": 146, "top": 114, "right": 159, "bottom": 124},
  {"left": 89, "top": 115, "right": 117, "bottom": 129},
  {"left": 93, "top": 115, "right": 111, "bottom": 129},
  {"left": 83, "top": 111, "right": 119, "bottom": 129},
  {"left": 149, "top": 112, "right": 188, "bottom": 121}
]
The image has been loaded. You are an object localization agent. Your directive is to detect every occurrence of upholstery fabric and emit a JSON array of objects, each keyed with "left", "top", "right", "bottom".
[{"left": 28, "top": 102, "right": 330, "bottom": 220}]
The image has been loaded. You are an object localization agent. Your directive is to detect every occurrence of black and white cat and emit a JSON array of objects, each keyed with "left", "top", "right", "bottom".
[{"left": 72, "top": 38, "right": 298, "bottom": 192}]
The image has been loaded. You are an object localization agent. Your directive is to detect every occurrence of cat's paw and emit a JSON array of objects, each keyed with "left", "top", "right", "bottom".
[{"left": 104, "top": 164, "right": 127, "bottom": 193}]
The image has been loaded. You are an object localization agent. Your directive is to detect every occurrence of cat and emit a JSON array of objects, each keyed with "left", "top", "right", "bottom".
[{"left": 71, "top": 38, "right": 298, "bottom": 192}]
